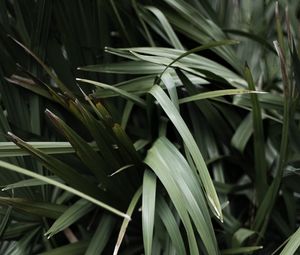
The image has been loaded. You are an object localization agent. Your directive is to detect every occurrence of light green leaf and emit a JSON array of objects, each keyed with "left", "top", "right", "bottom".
[
  {"left": 156, "top": 195, "right": 187, "bottom": 255},
  {"left": 179, "top": 89, "right": 259, "bottom": 104},
  {"left": 142, "top": 169, "right": 157, "bottom": 255},
  {"left": 221, "top": 246, "right": 263, "bottom": 254},
  {"left": 279, "top": 227, "right": 300, "bottom": 255},
  {"left": 0, "top": 142, "right": 97, "bottom": 157},
  {"left": 232, "top": 228, "right": 256, "bottom": 248},
  {"left": 113, "top": 186, "right": 142, "bottom": 255},
  {"left": 149, "top": 85, "right": 222, "bottom": 221},
  {"left": 144, "top": 137, "right": 218, "bottom": 254},
  {"left": 76, "top": 78, "right": 146, "bottom": 108}
]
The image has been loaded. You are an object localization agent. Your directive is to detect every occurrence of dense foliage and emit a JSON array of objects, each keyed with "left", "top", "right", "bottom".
[{"left": 0, "top": 0, "right": 300, "bottom": 254}]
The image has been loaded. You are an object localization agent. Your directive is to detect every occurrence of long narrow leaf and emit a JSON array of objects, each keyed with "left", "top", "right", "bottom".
[
  {"left": 149, "top": 85, "right": 222, "bottom": 221},
  {"left": 0, "top": 160, "right": 130, "bottom": 219},
  {"left": 142, "top": 169, "right": 157, "bottom": 255}
]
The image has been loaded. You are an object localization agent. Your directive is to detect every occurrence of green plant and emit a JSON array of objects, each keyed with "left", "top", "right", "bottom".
[{"left": 0, "top": 0, "right": 300, "bottom": 254}]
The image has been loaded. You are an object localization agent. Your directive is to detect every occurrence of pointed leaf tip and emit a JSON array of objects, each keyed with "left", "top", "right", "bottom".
[{"left": 45, "top": 109, "right": 60, "bottom": 123}]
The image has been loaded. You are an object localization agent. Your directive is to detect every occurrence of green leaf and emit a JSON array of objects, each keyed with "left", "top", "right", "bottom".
[
  {"left": 244, "top": 64, "right": 267, "bottom": 201},
  {"left": 9, "top": 36, "right": 71, "bottom": 93},
  {"left": 2, "top": 176, "right": 62, "bottom": 190},
  {"left": 78, "top": 61, "right": 164, "bottom": 74},
  {"left": 0, "top": 142, "right": 81, "bottom": 157},
  {"left": 7, "top": 227, "right": 40, "bottom": 255},
  {"left": 45, "top": 109, "right": 112, "bottom": 186},
  {"left": 156, "top": 195, "right": 187, "bottom": 255},
  {"left": 85, "top": 214, "right": 115, "bottom": 255},
  {"left": 179, "top": 88, "right": 258, "bottom": 104},
  {"left": 45, "top": 199, "right": 94, "bottom": 238},
  {"left": 254, "top": 40, "right": 292, "bottom": 236},
  {"left": 159, "top": 39, "right": 239, "bottom": 78},
  {"left": 77, "top": 78, "right": 147, "bottom": 108},
  {"left": 149, "top": 85, "right": 222, "bottom": 221},
  {"left": 0, "top": 197, "right": 66, "bottom": 219},
  {"left": 232, "top": 228, "right": 256, "bottom": 248},
  {"left": 38, "top": 240, "right": 89, "bottom": 255},
  {"left": 142, "top": 169, "right": 157, "bottom": 255},
  {"left": 221, "top": 246, "right": 263, "bottom": 254},
  {"left": 0, "top": 160, "right": 130, "bottom": 219},
  {"left": 231, "top": 113, "right": 253, "bottom": 152},
  {"left": 0, "top": 206, "right": 12, "bottom": 238},
  {"left": 7, "top": 132, "right": 109, "bottom": 203},
  {"left": 144, "top": 137, "right": 218, "bottom": 254},
  {"left": 279, "top": 227, "right": 300, "bottom": 255},
  {"left": 113, "top": 186, "right": 142, "bottom": 255},
  {"left": 144, "top": 6, "right": 184, "bottom": 50},
  {"left": 2, "top": 222, "right": 39, "bottom": 240}
]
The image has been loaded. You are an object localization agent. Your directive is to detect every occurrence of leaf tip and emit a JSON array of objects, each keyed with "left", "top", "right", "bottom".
[{"left": 45, "top": 109, "right": 60, "bottom": 124}]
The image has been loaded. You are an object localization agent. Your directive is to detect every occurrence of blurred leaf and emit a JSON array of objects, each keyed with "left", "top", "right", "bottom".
[
  {"left": 8, "top": 36, "right": 71, "bottom": 93},
  {"left": 85, "top": 214, "right": 115, "bottom": 255},
  {"left": 0, "top": 142, "right": 85, "bottom": 157},
  {"left": 279, "top": 227, "right": 300, "bottom": 255},
  {"left": 39, "top": 240, "right": 89, "bottom": 255},
  {"left": 0, "top": 197, "right": 66, "bottom": 219},
  {"left": 231, "top": 113, "right": 253, "bottom": 152},
  {"left": 0, "top": 206, "right": 12, "bottom": 238},
  {"left": 221, "top": 246, "right": 263, "bottom": 254},
  {"left": 2, "top": 222, "right": 39, "bottom": 240},
  {"left": 290, "top": 40, "right": 300, "bottom": 94},
  {"left": 232, "top": 228, "right": 256, "bottom": 248}
]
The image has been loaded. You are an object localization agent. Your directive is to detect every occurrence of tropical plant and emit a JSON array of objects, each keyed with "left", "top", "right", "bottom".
[{"left": 0, "top": 0, "right": 300, "bottom": 254}]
